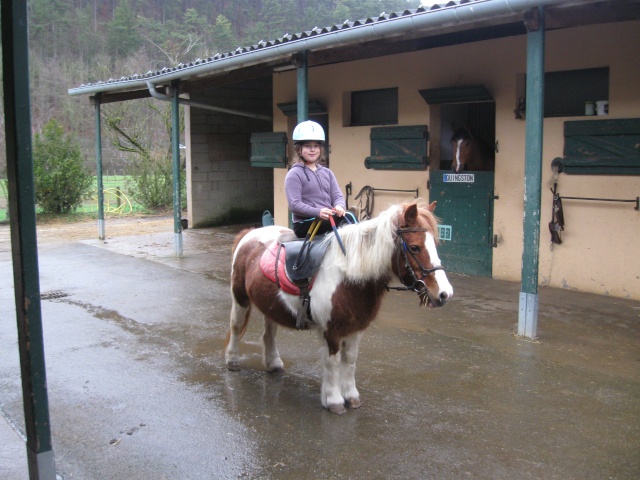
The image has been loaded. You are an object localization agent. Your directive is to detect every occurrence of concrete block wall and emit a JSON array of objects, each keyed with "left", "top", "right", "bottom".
[{"left": 186, "top": 76, "right": 274, "bottom": 228}]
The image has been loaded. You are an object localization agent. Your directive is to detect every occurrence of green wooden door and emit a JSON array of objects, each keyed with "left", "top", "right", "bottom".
[{"left": 429, "top": 171, "right": 494, "bottom": 277}]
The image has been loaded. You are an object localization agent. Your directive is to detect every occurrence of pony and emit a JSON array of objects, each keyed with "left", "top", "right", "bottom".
[
  {"left": 224, "top": 201, "right": 453, "bottom": 414},
  {"left": 450, "top": 126, "right": 495, "bottom": 172}
]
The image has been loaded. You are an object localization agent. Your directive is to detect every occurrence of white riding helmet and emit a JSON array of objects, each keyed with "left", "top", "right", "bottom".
[{"left": 292, "top": 120, "right": 325, "bottom": 143}]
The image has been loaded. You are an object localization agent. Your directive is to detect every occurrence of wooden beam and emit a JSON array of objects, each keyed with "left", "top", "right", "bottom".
[{"left": 90, "top": 88, "right": 153, "bottom": 105}]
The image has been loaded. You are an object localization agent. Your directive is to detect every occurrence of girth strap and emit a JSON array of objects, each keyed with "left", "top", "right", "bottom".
[{"left": 282, "top": 237, "right": 331, "bottom": 330}]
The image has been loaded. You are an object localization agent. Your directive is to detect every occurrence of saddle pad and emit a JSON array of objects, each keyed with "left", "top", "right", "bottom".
[{"left": 260, "top": 242, "right": 310, "bottom": 296}]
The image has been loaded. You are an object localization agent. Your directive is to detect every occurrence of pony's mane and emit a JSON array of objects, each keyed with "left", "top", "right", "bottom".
[{"left": 324, "top": 202, "right": 438, "bottom": 283}]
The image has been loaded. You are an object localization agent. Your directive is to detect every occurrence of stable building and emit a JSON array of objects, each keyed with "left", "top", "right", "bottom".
[{"left": 69, "top": 0, "right": 640, "bottom": 333}]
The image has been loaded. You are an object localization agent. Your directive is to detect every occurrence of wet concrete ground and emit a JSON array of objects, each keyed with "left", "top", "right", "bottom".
[{"left": 1, "top": 225, "right": 639, "bottom": 479}]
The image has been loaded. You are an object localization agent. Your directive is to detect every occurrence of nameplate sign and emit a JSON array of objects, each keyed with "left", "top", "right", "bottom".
[{"left": 443, "top": 173, "right": 475, "bottom": 183}]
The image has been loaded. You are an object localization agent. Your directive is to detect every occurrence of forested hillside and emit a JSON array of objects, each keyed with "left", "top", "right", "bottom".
[{"left": 3, "top": 0, "right": 422, "bottom": 174}]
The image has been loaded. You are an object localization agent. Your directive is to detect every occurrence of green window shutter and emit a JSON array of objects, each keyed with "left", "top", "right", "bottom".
[
  {"left": 418, "top": 85, "right": 493, "bottom": 104},
  {"left": 276, "top": 100, "right": 326, "bottom": 117},
  {"left": 555, "top": 118, "right": 640, "bottom": 175},
  {"left": 364, "top": 125, "right": 428, "bottom": 170},
  {"left": 250, "top": 132, "right": 288, "bottom": 168}
]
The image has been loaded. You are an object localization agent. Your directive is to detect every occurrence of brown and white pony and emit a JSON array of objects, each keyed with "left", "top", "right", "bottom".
[
  {"left": 224, "top": 202, "right": 453, "bottom": 414},
  {"left": 451, "top": 127, "right": 495, "bottom": 172}
]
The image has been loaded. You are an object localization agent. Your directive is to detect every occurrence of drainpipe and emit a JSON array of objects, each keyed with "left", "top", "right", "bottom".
[
  {"left": 2, "top": 0, "right": 56, "bottom": 478},
  {"left": 519, "top": 6, "right": 545, "bottom": 339},
  {"left": 94, "top": 93, "right": 105, "bottom": 240}
]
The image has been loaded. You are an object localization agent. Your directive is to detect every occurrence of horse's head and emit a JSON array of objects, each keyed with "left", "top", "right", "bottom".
[
  {"left": 451, "top": 127, "right": 473, "bottom": 173},
  {"left": 393, "top": 202, "right": 453, "bottom": 308}
]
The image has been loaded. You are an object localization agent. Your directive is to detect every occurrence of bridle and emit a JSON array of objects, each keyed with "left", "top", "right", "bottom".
[{"left": 387, "top": 227, "right": 445, "bottom": 306}]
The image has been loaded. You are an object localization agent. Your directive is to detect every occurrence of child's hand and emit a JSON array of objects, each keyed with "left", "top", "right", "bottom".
[
  {"left": 319, "top": 207, "right": 334, "bottom": 220},
  {"left": 333, "top": 205, "right": 345, "bottom": 217}
]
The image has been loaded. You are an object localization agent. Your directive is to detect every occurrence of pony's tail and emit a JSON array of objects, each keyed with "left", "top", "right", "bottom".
[
  {"left": 223, "top": 304, "right": 251, "bottom": 348},
  {"left": 226, "top": 229, "right": 253, "bottom": 356},
  {"left": 232, "top": 228, "right": 253, "bottom": 255}
]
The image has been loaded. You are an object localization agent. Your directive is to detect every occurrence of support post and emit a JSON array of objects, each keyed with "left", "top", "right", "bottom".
[
  {"left": 94, "top": 94, "right": 105, "bottom": 239},
  {"left": 295, "top": 51, "right": 309, "bottom": 122},
  {"left": 1, "top": 0, "right": 56, "bottom": 478},
  {"left": 519, "top": 6, "right": 545, "bottom": 339},
  {"left": 171, "top": 80, "right": 183, "bottom": 257}
]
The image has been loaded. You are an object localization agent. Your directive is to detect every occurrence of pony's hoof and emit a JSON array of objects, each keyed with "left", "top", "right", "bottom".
[
  {"left": 346, "top": 397, "right": 362, "bottom": 409},
  {"left": 265, "top": 358, "right": 284, "bottom": 372},
  {"left": 327, "top": 403, "right": 348, "bottom": 415},
  {"left": 226, "top": 361, "right": 241, "bottom": 371}
]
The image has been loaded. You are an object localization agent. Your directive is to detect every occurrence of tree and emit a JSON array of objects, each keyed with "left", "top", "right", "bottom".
[
  {"left": 107, "top": 0, "right": 141, "bottom": 59},
  {"left": 33, "top": 120, "right": 94, "bottom": 214},
  {"left": 103, "top": 100, "right": 185, "bottom": 210},
  {"left": 212, "top": 15, "right": 237, "bottom": 54}
]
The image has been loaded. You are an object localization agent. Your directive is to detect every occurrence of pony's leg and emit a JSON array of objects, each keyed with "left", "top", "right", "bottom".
[
  {"left": 320, "top": 342, "right": 347, "bottom": 414},
  {"left": 225, "top": 293, "right": 251, "bottom": 371},
  {"left": 339, "top": 332, "right": 363, "bottom": 409},
  {"left": 262, "top": 316, "right": 284, "bottom": 372}
]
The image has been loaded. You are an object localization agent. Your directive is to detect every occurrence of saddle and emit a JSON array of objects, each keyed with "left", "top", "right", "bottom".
[{"left": 259, "top": 233, "right": 332, "bottom": 329}]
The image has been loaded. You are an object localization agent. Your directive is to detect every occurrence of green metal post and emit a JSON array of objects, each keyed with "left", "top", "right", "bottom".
[
  {"left": 94, "top": 95, "right": 105, "bottom": 239},
  {"left": 296, "top": 51, "right": 309, "bottom": 122},
  {"left": 519, "top": 6, "right": 545, "bottom": 339},
  {"left": 171, "top": 80, "right": 183, "bottom": 257},
  {"left": 1, "top": 0, "right": 56, "bottom": 478}
]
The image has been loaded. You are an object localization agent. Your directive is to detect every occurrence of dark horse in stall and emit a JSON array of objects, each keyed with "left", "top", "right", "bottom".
[{"left": 450, "top": 127, "right": 495, "bottom": 172}]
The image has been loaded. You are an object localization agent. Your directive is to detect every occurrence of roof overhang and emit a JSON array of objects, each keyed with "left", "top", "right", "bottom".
[{"left": 68, "top": 0, "right": 640, "bottom": 103}]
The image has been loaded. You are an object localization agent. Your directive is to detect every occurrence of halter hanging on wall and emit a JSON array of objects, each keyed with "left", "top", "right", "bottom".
[{"left": 345, "top": 182, "right": 419, "bottom": 221}]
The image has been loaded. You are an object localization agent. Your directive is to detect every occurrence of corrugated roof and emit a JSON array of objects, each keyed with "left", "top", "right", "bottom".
[{"left": 67, "top": 0, "right": 569, "bottom": 96}]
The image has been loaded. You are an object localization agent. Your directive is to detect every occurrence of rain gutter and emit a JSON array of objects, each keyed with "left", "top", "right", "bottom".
[{"left": 68, "top": 0, "right": 566, "bottom": 97}]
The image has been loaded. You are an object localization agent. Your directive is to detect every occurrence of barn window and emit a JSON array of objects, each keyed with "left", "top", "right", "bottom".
[
  {"left": 350, "top": 88, "right": 398, "bottom": 126},
  {"left": 518, "top": 67, "right": 609, "bottom": 118}
]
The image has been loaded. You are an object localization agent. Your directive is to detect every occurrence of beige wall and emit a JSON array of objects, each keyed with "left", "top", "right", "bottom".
[{"left": 272, "top": 21, "right": 640, "bottom": 300}]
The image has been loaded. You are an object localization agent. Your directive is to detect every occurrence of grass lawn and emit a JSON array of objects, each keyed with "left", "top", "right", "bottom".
[{"left": 0, "top": 175, "right": 153, "bottom": 222}]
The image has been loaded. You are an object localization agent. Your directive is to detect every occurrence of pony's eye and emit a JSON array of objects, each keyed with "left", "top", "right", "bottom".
[{"left": 409, "top": 245, "right": 421, "bottom": 253}]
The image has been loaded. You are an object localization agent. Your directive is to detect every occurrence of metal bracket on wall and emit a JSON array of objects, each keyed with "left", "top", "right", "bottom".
[{"left": 560, "top": 195, "right": 639, "bottom": 211}]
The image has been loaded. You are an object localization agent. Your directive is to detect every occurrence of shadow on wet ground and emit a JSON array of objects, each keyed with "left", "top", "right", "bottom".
[{"left": 1, "top": 224, "right": 639, "bottom": 479}]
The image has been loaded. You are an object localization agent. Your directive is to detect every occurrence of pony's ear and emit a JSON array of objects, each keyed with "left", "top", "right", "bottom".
[
  {"left": 427, "top": 201, "right": 437, "bottom": 212},
  {"left": 403, "top": 203, "right": 418, "bottom": 224}
]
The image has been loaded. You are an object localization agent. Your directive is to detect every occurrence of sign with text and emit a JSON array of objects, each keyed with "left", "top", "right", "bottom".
[{"left": 443, "top": 173, "right": 475, "bottom": 183}]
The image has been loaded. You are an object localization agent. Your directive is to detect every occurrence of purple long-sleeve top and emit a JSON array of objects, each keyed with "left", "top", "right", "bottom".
[{"left": 285, "top": 163, "right": 346, "bottom": 222}]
